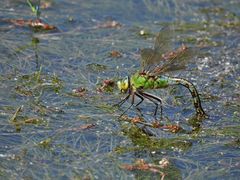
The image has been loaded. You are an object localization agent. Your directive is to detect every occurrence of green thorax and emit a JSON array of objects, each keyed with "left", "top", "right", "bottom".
[{"left": 130, "top": 72, "right": 169, "bottom": 90}]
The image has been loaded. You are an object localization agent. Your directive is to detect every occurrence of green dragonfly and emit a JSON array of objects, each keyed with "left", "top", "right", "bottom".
[{"left": 117, "top": 28, "right": 206, "bottom": 119}]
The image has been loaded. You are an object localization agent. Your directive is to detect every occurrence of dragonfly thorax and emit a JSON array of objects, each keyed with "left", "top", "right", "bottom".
[
  {"left": 131, "top": 72, "right": 169, "bottom": 90},
  {"left": 117, "top": 71, "right": 170, "bottom": 93}
]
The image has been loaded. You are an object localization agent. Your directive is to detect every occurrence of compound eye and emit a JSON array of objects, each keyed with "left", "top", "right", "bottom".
[
  {"left": 123, "top": 79, "right": 129, "bottom": 89},
  {"left": 117, "top": 81, "right": 123, "bottom": 90}
]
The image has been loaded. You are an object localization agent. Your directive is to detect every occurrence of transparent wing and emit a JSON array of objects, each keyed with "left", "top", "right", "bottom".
[
  {"left": 140, "top": 26, "right": 174, "bottom": 72},
  {"left": 151, "top": 44, "right": 194, "bottom": 75},
  {"left": 140, "top": 26, "right": 197, "bottom": 75},
  {"left": 153, "top": 26, "right": 174, "bottom": 53},
  {"left": 140, "top": 48, "right": 158, "bottom": 71}
]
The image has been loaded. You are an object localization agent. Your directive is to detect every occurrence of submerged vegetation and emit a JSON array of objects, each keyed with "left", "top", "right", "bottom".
[{"left": 15, "top": 66, "right": 63, "bottom": 97}]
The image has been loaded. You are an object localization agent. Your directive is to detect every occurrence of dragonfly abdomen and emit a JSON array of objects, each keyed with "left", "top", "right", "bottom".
[
  {"left": 162, "top": 76, "right": 206, "bottom": 116},
  {"left": 154, "top": 76, "right": 171, "bottom": 89}
]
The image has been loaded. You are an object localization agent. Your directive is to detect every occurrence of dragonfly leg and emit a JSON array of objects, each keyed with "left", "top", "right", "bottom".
[
  {"left": 135, "top": 92, "right": 145, "bottom": 117},
  {"left": 135, "top": 92, "right": 144, "bottom": 106},
  {"left": 139, "top": 92, "right": 163, "bottom": 120},
  {"left": 114, "top": 93, "right": 130, "bottom": 107},
  {"left": 118, "top": 91, "right": 135, "bottom": 118}
]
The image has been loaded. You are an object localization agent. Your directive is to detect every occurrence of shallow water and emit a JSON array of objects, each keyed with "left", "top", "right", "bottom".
[{"left": 0, "top": 0, "right": 239, "bottom": 179}]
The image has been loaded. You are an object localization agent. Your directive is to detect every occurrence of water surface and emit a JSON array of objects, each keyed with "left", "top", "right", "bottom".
[{"left": 0, "top": 0, "right": 239, "bottom": 179}]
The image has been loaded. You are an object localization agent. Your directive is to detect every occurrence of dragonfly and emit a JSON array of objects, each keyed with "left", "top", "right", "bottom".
[{"left": 117, "top": 28, "right": 206, "bottom": 120}]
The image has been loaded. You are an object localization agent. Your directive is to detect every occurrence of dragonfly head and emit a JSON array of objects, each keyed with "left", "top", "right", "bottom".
[{"left": 117, "top": 76, "right": 130, "bottom": 93}]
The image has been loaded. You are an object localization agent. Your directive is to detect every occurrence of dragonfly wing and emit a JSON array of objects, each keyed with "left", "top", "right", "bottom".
[
  {"left": 140, "top": 26, "right": 175, "bottom": 72},
  {"left": 154, "top": 26, "right": 175, "bottom": 54},
  {"left": 140, "top": 26, "right": 200, "bottom": 75},
  {"left": 140, "top": 48, "right": 160, "bottom": 71},
  {"left": 152, "top": 46, "right": 198, "bottom": 75}
]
